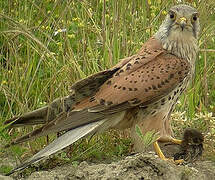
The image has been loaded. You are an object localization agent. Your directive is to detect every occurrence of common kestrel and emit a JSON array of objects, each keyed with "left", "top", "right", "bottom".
[{"left": 4, "top": 4, "right": 200, "bottom": 174}]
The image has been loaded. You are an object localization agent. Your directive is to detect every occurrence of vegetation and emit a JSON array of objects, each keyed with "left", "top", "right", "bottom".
[{"left": 0, "top": 0, "right": 215, "bottom": 173}]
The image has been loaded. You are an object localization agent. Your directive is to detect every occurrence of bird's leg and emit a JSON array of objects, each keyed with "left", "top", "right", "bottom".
[
  {"left": 153, "top": 138, "right": 184, "bottom": 164},
  {"left": 153, "top": 141, "right": 168, "bottom": 160}
]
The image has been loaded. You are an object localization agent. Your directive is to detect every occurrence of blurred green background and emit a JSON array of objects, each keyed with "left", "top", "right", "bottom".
[{"left": 0, "top": 0, "right": 215, "bottom": 174}]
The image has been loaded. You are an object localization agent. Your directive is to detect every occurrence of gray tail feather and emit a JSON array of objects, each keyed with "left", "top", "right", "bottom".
[
  {"left": 6, "top": 119, "right": 107, "bottom": 176},
  {"left": 4, "top": 109, "right": 107, "bottom": 148},
  {"left": 4, "top": 96, "right": 75, "bottom": 128},
  {"left": 4, "top": 106, "right": 48, "bottom": 127},
  {"left": 4, "top": 98, "right": 63, "bottom": 127}
]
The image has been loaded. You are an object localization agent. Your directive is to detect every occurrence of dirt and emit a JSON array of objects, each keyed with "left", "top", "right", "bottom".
[{"left": 1, "top": 151, "right": 215, "bottom": 180}]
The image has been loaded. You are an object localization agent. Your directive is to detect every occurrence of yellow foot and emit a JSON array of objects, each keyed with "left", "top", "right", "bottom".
[
  {"left": 174, "top": 159, "right": 184, "bottom": 164},
  {"left": 170, "top": 138, "right": 182, "bottom": 145},
  {"left": 153, "top": 141, "right": 166, "bottom": 160},
  {"left": 153, "top": 141, "right": 183, "bottom": 164},
  {"left": 160, "top": 157, "right": 184, "bottom": 164}
]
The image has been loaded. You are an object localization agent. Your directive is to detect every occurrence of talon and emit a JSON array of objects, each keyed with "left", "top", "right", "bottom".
[
  {"left": 153, "top": 141, "right": 184, "bottom": 164},
  {"left": 161, "top": 157, "right": 184, "bottom": 164},
  {"left": 162, "top": 157, "right": 174, "bottom": 162},
  {"left": 170, "top": 138, "right": 182, "bottom": 145},
  {"left": 174, "top": 159, "right": 184, "bottom": 164}
]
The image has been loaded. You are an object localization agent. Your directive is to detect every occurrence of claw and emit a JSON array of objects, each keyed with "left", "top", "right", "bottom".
[
  {"left": 170, "top": 138, "right": 182, "bottom": 145},
  {"left": 153, "top": 141, "right": 184, "bottom": 164},
  {"left": 174, "top": 159, "right": 184, "bottom": 164}
]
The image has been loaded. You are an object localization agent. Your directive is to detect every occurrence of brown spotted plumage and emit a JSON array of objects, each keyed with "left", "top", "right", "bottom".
[{"left": 4, "top": 4, "right": 201, "bottom": 174}]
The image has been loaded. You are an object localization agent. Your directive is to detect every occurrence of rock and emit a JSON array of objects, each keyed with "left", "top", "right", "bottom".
[
  {"left": 5, "top": 153, "right": 215, "bottom": 180},
  {"left": 0, "top": 174, "right": 13, "bottom": 180}
]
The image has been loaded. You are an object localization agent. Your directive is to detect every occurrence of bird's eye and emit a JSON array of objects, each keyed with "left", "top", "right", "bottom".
[
  {"left": 192, "top": 13, "right": 198, "bottom": 22},
  {"left": 192, "top": 15, "right": 198, "bottom": 21},
  {"left": 169, "top": 11, "right": 176, "bottom": 20},
  {"left": 169, "top": 12, "right": 175, "bottom": 20}
]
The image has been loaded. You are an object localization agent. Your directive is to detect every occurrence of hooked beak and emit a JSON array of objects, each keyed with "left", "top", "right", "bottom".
[{"left": 177, "top": 17, "right": 187, "bottom": 31}]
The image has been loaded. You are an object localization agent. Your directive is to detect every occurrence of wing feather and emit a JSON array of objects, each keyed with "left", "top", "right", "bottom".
[{"left": 94, "top": 53, "right": 190, "bottom": 108}]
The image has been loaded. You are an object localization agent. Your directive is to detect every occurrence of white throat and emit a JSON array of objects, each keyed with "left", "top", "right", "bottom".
[{"left": 154, "top": 29, "right": 198, "bottom": 76}]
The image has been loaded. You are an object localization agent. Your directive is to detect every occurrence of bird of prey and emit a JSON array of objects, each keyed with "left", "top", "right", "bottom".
[
  {"left": 174, "top": 128, "right": 204, "bottom": 163},
  {"left": 4, "top": 4, "right": 200, "bottom": 174}
]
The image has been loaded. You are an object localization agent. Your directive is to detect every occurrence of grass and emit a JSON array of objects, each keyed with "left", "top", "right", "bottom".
[{"left": 0, "top": 0, "right": 215, "bottom": 173}]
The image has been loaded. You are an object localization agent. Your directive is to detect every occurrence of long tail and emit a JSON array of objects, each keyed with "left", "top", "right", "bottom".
[
  {"left": 4, "top": 108, "right": 107, "bottom": 147},
  {"left": 6, "top": 111, "right": 125, "bottom": 175},
  {"left": 6, "top": 120, "right": 106, "bottom": 175},
  {"left": 3, "top": 67, "right": 126, "bottom": 175}
]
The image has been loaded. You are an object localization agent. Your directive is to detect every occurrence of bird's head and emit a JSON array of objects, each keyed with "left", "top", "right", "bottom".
[
  {"left": 155, "top": 4, "right": 200, "bottom": 60},
  {"left": 156, "top": 4, "right": 200, "bottom": 40},
  {"left": 183, "top": 128, "right": 204, "bottom": 146}
]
